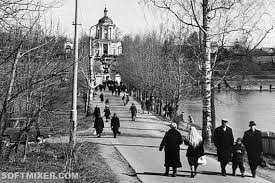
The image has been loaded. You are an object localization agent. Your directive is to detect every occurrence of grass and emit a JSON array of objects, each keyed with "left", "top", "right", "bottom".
[
  {"left": 75, "top": 142, "right": 119, "bottom": 183},
  {"left": 40, "top": 85, "right": 94, "bottom": 136},
  {"left": 0, "top": 142, "right": 119, "bottom": 183},
  {"left": 0, "top": 85, "right": 118, "bottom": 182}
]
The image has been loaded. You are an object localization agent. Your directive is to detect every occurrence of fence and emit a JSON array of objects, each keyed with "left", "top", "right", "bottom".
[{"left": 262, "top": 131, "right": 275, "bottom": 156}]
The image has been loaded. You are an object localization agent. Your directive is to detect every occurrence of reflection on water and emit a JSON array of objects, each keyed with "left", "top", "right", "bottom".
[{"left": 180, "top": 91, "right": 275, "bottom": 138}]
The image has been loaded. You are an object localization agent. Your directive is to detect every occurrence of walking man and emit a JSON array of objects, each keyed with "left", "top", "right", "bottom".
[
  {"left": 111, "top": 113, "right": 120, "bottom": 138},
  {"left": 104, "top": 105, "right": 111, "bottom": 122},
  {"left": 130, "top": 103, "right": 137, "bottom": 121},
  {"left": 122, "top": 94, "right": 126, "bottom": 106},
  {"left": 243, "top": 121, "right": 263, "bottom": 178},
  {"left": 99, "top": 93, "right": 104, "bottom": 103},
  {"left": 159, "top": 123, "right": 183, "bottom": 177},
  {"left": 141, "top": 99, "right": 145, "bottom": 114},
  {"left": 213, "top": 119, "right": 234, "bottom": 176},
  {"left": 145, "top": 98, "right": 151, "bottom": 114}
]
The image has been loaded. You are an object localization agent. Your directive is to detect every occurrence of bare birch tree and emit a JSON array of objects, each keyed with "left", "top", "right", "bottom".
[{"left": 143, "top": 0, "right": 275, "bottom": 142}]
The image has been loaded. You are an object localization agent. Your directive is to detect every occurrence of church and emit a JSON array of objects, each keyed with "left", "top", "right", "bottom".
[
  {"left": 91, "top": 7, "right": 122, "bottom": 85},
  {"left": 93, "top": 7, "right": 122, "bottom": 58}
]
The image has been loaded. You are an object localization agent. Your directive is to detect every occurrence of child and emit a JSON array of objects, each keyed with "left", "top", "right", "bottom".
[{"left": 232, "top": 138, "right": 246, "bottom": 177}]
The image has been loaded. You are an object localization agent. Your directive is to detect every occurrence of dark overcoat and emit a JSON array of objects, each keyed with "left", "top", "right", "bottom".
[
  {"left": 145, "top": 100, "right": 151, "bottom": 110},
  {"left": 184, "top": 140, "right": 204, "bottom": 165},
  {"left": 160, "top": 128, "right": 183, "bottom": 168},
  {"left": 130, "top": 105, "right": 137, "bottom": 115},
  {"left": 100, "top": 93, "right": 104, "bottom": 102},
  {"left": 243, "top": 129, "right": 263, "bottom": 165},
  {"left": 111, "top": 116, "right": 120, "bottom": 131},
  {"left": 232, "top": 143, "right": 245, "bottom": 163},
  {"left": 93, "top": 107, "right": 100, "bottom": 117},
  {"left": 213, "top": 126, "right": 234, "bottom": 162},
  {"left": 104, "top": 108, "right": 111, "bottom": 118},
  {"left": 94, "top": 116, "right": 104, "bottom": 134}
]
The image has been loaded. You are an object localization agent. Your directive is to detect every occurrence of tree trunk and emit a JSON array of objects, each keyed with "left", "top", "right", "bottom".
[
  {"left": 211, "top": 81, "right": 216, "bottom": 140},
  {"left": 202, "top": 0, "right": 212, "bottom": 143},
  {"left": 23, "top": 134, "right": 29, "bottom": 162},
  {"left": 86, "top": 38, "right": 95, "bottom": 117},
  {"left": 0, "top": 44, "right": 22, "bottom": 154}
]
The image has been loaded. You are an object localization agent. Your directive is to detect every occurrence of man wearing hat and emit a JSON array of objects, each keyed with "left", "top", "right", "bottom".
[
  {"left": 213, "top": 119, "right": 234, "bottom": 176},
  {"left": 159, "top": 123, "right": 183, "bottom": 177},
  {"left": 243, "top": 121, "right": 263, "bottom": 178}
]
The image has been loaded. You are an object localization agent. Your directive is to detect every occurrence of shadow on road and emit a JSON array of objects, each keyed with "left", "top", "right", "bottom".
[
  {"left": 77, "top": 140, "right": 188, "bottom": 151},
  {"left": 138, "top": 172, "right": 191, "bottom": 178}
]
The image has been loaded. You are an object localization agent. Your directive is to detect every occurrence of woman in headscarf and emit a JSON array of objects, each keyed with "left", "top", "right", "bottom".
[
  {"left": 184, "top": 126, "right": 204, "bottom": 178},
  {"left": 159, "top": 123, "right": 183, "bottom": 177}
]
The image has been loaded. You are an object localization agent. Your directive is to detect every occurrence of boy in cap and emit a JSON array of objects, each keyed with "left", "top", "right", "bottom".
[{"left": 232, "top": 138, "right": 245, "bottom": 177}]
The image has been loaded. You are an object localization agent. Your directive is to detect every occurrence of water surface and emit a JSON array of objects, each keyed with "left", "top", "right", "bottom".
[{"left": 180, "top": 91, "right": 275, "bottom": 138}]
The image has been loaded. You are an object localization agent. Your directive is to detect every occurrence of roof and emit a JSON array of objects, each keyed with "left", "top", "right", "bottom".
[{"left": 98, "top": 7, "right": 113, "bottom": 24}]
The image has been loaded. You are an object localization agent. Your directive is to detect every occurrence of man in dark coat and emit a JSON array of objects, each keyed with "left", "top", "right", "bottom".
[
  {"left": 130, "top": 103, "right": 137, "bottom": 121},
  {"left": 94, "top": 116, "right": 104, "bottom": 137},
  {"left": 243, "top": 121, "right": 263, "bottom": 178},
  {"left": 99, "top": 93, "right": 104, "bottom": 103},
  {"left": 213, "top": 119, "right": 234, "bottom": 176},
  {"left": 159, "top": 123, "right": 183, "bottom": 177},
  {"left": 93, "top": 105, "right": 100, "bottom": 117},
  {"left": 111, "top": 113, "right": 120, "bottom": 138},
  {"left": 104, "top": 105, "right": 111, "bottom": 122},
  {"left": 145, "top": 98, "right": 151, "bottom": 114}
]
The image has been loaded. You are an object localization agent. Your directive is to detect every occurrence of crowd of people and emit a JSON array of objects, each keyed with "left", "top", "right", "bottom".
[
  {"left": 93, "top": 90, "right": 136, "bottom": 138},
  {"left": 96, "top": 80, "right": 127, "bottom": 96},
  {"left": 92, "top": 83, "right": 265, "bottom": 179},
  {"left": 159, "top": 119, "right": 264, "bottom": 178}
]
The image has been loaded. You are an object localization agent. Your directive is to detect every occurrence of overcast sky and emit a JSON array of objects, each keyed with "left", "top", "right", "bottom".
[{"left": 46, "top": 0, "right": 275, "bottom": 48}]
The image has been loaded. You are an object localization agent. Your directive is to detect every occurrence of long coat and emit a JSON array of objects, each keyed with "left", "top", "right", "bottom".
[
  {"left": 145, "top": 100, "right": 151, "bottom": 111},
  {"left": 94, "top": 116, "right": 104, "bottom": 134},
  {"left": 111, "top": 116, "right": 120, "bottom": 132},
  {"left": 99, "top": 93, "right": 104, "bottom": 102},
  {"left": 243, "top": 129, "right": 263, "bottom": 165},
  {"left": 104, "top": 108, "right": 111, "bottom": 118},
  {"left": 184, "top": 139, "right": 204, "bottom": 165},
  {"left": 130, "top": 105, "right": 137, "bottom": 115},
  {"left": 232, "top": 143, "right": 245, "bottom": 163},
  {"left": 93, "top": 107, "right": 100, "bottom": 117},
  {"left": 213, "top": 126, "right": 234, "bottom": 162},
  {"left": 160, "top": 128, "right": 183, "bottom": 168}
]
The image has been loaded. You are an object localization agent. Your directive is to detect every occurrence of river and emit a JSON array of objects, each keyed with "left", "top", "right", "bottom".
[{"left": 180, "top": 90, "right": 275, "bottom": 138}]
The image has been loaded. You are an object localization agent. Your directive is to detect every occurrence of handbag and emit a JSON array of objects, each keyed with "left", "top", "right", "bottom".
[{"left": 197, "top": 156, "right": 207, "bottom": 165}]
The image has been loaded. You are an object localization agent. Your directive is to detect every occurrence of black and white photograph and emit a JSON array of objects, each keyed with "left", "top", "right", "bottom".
[{"left": 0, "top": 0, "right": 275, "bottom": 182}]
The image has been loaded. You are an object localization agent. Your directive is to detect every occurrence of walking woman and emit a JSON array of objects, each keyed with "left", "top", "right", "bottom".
[
  {"left": 159, "top": 123, "right": 183, "bottom": 177},
  {"left": 94, "top": 115, "right": 104, "bottom": 137},
  {"left": 93, "top": 105, "right": 100, "bottom": 117},
  {"left": 111, "top": 113, "right": 120, "bottom": 138},
  {"left": 184, "top": 126, "right": 204, "bottom": 178}
]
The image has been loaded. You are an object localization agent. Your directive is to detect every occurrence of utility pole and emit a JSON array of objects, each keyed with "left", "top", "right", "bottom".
[{"left": 66, "top": 0, "right": 78, "bottom": 179}]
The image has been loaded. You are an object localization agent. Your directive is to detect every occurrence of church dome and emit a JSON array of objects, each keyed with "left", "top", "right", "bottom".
[{"left": 98, "top": 7, "right": 113, "bottom": 24}]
